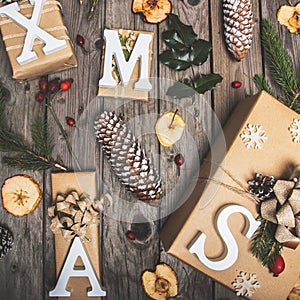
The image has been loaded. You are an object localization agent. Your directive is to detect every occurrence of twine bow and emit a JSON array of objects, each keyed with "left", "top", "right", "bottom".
[
  {"left": 260, "top": 167, "right": 300, "bottom": 245},
  {"left": 48, "top": 191, "right": 101, "bottom": 242}
]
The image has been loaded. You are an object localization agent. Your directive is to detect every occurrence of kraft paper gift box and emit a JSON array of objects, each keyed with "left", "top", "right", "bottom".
[
  {"left": 0, "top": 0, "right": 77, "bottom": 80},
  {"left": 98, "top": 28, "right": 154, "bottom": 101},
  {"left": 51, "top": 172, "right": 102, "bottom": 300},
  {"left": 160, "top": 92, "right": 300, "bottom": 299}
]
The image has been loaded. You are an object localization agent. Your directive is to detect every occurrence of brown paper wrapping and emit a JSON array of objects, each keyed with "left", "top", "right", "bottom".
[
  {"left": 0, "top": 0, "right": 77, "bottom": 80},
  {"left": 98, "top": 29, "right": 154, "bottom": 101},
  {"left": 51, "top": 172, "right": 101, "bottom": 300},
  {"left": 160, "top": 92, "right": 300, "bottom": 300}
]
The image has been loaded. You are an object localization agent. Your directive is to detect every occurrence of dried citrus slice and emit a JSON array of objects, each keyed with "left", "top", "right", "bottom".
[
  {"left": 1, "top": 175, "right": 42, "bottom": 216},
  {"left": 141, "top": 263, "right": 178, "bottom": 300},
  {"left": 155, "top": 111, "right": 186, "bottom": 147},
  {"left": 132, "top": 0, "right": 172, "bottom": 24}
]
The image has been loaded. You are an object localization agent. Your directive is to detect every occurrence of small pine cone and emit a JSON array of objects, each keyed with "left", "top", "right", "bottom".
[
  {"left": 0, "top": 0, "right": 20, "bottom": 3},
  {"left": 95, "top": 111, "right": 162, "bottom": 206},
  {"left": 248, "top": 173, "right": 276, "bottom": 200},
  {"left": 0, "top": 225, "right": 14, "bottom": 259},
  {"left": 223, "top": 0, "right": 254, "bottom": 61}
]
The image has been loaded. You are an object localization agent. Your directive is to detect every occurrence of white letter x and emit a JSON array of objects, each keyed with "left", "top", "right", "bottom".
[{"left": 0, "top": 0, "right": 67, "bottom": 65}]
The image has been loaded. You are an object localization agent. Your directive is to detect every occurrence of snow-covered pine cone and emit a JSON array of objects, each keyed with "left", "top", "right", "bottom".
[
  {"left": 0, "top": 225, "right": 14, "bottom": 259},
  {"left": 223, "top": 0, "right": 254, "bottom": 61},
  {"left": 95, "top": 111, "right": 162, "bottom": 206},
  {"left": 0, "top": 0, "right": 20, "bottom": 3}
]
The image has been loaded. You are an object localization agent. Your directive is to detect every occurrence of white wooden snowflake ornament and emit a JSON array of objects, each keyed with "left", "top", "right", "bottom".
[
  {"left": 232, "top": 271, "right": 260, "bottom": 297},
  {"left": 289, "top": 119, "right": 300, "bottom": 143},
  {"left": 240, "top": 124, "right": 267, "bottom": 149}
]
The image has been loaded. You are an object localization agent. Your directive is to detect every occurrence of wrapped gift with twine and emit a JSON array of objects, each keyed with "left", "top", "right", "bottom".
[
  {"left": 50, "top": 172, "right": 104, "bottom": 300},
  {"left": 0, "top": 0, "right": 77, "bottom": 80}
]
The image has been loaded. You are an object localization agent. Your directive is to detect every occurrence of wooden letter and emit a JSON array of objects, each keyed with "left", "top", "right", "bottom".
[
  {"left": 49, "top": 237, "right": 106, "bottom": 297},
  {"left": 189, "top": 205, "right": 260, "bottom": 271}
]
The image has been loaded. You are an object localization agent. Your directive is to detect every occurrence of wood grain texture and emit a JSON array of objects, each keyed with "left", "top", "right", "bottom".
[{"left": 0, "top": 0, "right": 297, "bottom": 299}]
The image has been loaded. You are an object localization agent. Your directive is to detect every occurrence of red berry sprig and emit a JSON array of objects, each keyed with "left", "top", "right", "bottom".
[
  {"left": 34, "top": 76, "right": 81, "bottom": 170},
  {"left": 60, "top": 79, "right": 74, "bottom": 91},
  {"left": 174, "top": 153, "right": 184, "bottom": 176},
  {"left": 76, "top": 34, "right": 89, "bottom": 53},
  {"left": 270, "top": 254, "right": 285, "bottom": 277},
  {"left": 231, "top": 81, "right": 242, "bottom": 89},
  {"left": 126, "top": 231, "right": 136, "bottom": 241},
  {"left": 66, "top": 117, "right": 76, "bottom": 127}
]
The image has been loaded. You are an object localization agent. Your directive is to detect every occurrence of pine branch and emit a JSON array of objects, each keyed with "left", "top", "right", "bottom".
[
  {"left": 261, "top": 19, "right": 300, "bottom": 111},
  {"left": 0, "top": 95, "right": 67, "bottom": 172},
  {"left": 251, "top": 216, "right": 283, "bottom": 267},
  {"left": 31, "top": 118, "right": 55, "bottom": 157},
  {"left": 253, "top": 74, "right": 275, "bottom": 96}
]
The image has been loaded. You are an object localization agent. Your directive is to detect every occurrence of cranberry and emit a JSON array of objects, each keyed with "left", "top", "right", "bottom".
[
  {"left": 231, "top": 81, "right": 242, "bottom": 89},
  {"left": 66, "top": 117, "right": 76, "bottom": 127},
  {"left": 35, "top": 92, "right": 45, "bottom": 102}
]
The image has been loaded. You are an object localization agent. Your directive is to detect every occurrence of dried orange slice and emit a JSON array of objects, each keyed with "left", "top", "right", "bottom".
[
  {"left": 1, "top": 175, "right": 42, "bottom": 216},
  {"left": 142, "top": 263, "right": 178, "bottom": 300}
]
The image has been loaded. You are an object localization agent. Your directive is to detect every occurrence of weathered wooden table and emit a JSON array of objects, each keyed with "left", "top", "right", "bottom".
[{"left": 0, "top": 0, "right": 296, "bottom": 299}]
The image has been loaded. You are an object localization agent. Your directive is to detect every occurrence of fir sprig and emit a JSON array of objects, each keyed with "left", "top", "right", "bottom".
[
  {"left": 0, "top": 84, "right": 67, "bottom": 171},
  {"left": 252, "top": 74, "right": 274, "bottom": 97},
  {"left": 251, "top": 216, "right": 283, "bottom": 267},
  {"left": 254, "top": 19, "right": 300, "bottom": 113}
]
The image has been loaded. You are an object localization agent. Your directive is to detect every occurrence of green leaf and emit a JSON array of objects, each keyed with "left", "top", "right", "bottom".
[
  {"left": 167, "top": 13, "right": 197, "bottom": 46},
  {"left": 162, "top": 30, "right": 186, "bottom": 51},
  {"left": 167, "top": 81, "right": 196, "bottom": 99},
  {"left": 159, "top": 49, "right": 191, "bottom": 71},
  {"left": 194, "top": 73, "right": 223, "bottom": 94},
  {"left": 190, "top": 39, "right": 212, "bottom": 66}
]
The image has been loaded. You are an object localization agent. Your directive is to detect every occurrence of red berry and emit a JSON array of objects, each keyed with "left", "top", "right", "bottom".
[
  {"left": 48, "top": 78, "right": 60, "bottom": 94},
  {"left": 231, "top": 81, "right": 242, "bottom": 89},
  {"left": 126, "top": 231, "right": 135, "bottom": 241},
  {"left": 76, "top": 34, "right": 85, "bottom": 47},
  {"left": 60, "top": 79, "right": 73, "bottom": 91},
  {"left": 35, "top": 92, "right": 45, "bottom": 102},
  {"left": 270, "top": 254, "right": 285, "bottom": 277},
  {"left": 39, "top": 77, "right": 48, "bottom": 92},
  {"left": 66, "top": 117, "right": 76, "bottom": 127},
  {"left": 175, "top": 154, "right": 184, "bottom": 166}
]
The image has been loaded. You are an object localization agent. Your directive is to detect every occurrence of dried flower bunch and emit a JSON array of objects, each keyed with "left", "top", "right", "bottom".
[{"left": 277, "top": 2, "right": 300, "bottom": 33}]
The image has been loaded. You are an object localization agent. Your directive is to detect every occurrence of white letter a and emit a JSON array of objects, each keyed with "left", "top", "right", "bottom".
[{"left": 49, "top": 236, "right": 106, "bottom": 297}]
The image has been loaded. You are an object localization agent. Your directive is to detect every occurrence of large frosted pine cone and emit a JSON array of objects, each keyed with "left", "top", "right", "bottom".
[
  {"left": 95, "top": 111, "right": 162, "bottom": 206},
  {"left": 223, "top": 0, "right": 254, "bottom": 61}
]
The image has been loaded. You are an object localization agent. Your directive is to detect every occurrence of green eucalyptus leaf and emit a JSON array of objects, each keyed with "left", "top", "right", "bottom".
[
  {"left": 194, "top": 73, "right": 223, "bottom": 94},
  {"left": 167, "top": 81, "right": 196, "bottom": 99},
  {"left": 159, "top": 49, "right": 191, "bottom": 71},
  {"left": 191, "top": 39, "right": 212, "bottom": 66},
  {"left": 167, "top": 13, "right": 197, "bottom": 46},
  {"left": 162, "top": 30, "right": 186, "bottom": 51}
]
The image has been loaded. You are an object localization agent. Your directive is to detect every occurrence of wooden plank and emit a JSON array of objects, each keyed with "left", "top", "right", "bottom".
[
  {"left": 44, "top": 0, "right": 104, "bottom": 298},
  {"left": 100, "top": 1, "right": 160, "bottom": 299},
  {"left": 0, "top": 47, "right": 44, "bottom": 299},
  {"left": 210, "top": 0, "right": 262, "bottom": 298},
  {"left": 211, "top": 0, "right": 263, "bottom": 127},
  {"left": 158, "top": 1, "right": 215, "bottom": 299}
]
